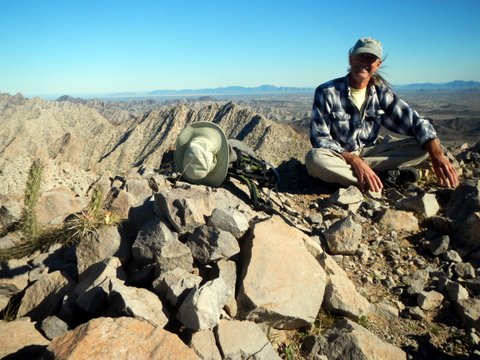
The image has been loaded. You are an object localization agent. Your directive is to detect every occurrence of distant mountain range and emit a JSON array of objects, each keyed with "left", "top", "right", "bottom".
[
  {"left": 394, "top": 80, "right": 480, "bottom": 90},
  {"left": 103, "top": 81, "right": 480, "bottom": 98}
]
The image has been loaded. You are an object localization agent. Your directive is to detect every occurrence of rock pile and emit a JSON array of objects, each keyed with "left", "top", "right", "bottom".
[{"left": 0, "top": 138, "right": 479, "bottom": 359}]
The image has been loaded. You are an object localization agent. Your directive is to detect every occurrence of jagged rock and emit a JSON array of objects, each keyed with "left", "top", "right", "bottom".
[
  {"left": 446, "top": 281, "right": 469, "bottom": 301},
  {"left": 39, "top": 315, "right": 69, "bottom": 340},
  {"left": 110, "top": 189, "right": 139, "bottom": 219},
  {"left": 106, "top": 279, "right": 169, "bottom": 328},
  {"left": 329, "top": 186, "right": 364, "bottom": 205},
  {"left": 43, "top": 317, "right": 199, "bottom": 359},
  {"left": 0, "top": 317, "right": 49, "bottom": 359},
  {"left": 154, "top": 187, "right": 216, "bottom": 235},
  {"left": 453, "top": 262, "right": 476, "bottom": 279},
  {"left": 315, "top": 318, "right": 406, "bottom": 360},
  {"left": 427, "top": 235, "right": 450, "bottom": 256},
  {"left": 407, "top": 306, "right": 426, "bottom": 320},
  {"left": 403, "top": 269, "right": 430, "bottom": 295},
  {"left": 17, "top": 270, "right": 74, "bottom": 321},
  {"left": 35, "top": 187, "right": 87, "bottom": 225},
  {"left": 0, "top": 263, "right": 30, "bottom": 312},
  {"left": 155, "top": 236, "right": 194, "bottom": 273},
  {"left": 397, "top": 193, "right": 440, "bottom": 218},
  {"left": 443, "top": 249, "right": 462, "bottom": 263},
  {"left": 125, "top": 175, "right": 153, "bottom": 204},
  {"left": 74, "top": 257, "right": 126, "bottom": 313},
  {"left": 237, "top": 215, "right": 326, "bottom": 329},
  {"left": 152, "top": 267, "right": 202, "bottom": 306},
  {"left": 0, "top": 198, "right": 22, "bottom": 232},
  {"left": 455, "top": 298, "right": 480, "bottom": 330},
  {"left": 177, "top": 277, "right": 230, "bottom": 331},
  {"left": 417, "top": 290, "right": 444, "bottom": 310},
  {"left": 372, "top": 300, "right": 399, "bottom": 320},
  {"left": 324, "top": 216, "right": 362, "bottom": 255},
  {"left": 131, "top": 217, "right": 177, "bottom": 266},
  {"left": 378, "top": 208, "right": 419, "bottom": 233},
  {"left": 189, "top": 329, "right": 222, "bottom": 360},
  {"left": 207, "top": 207, "right": 249, "bottom": 239},
  {"left": 75, "top": 225, "right": 130, "bottom": 277},
  {"left": 459, "top": 211, "right": 480, "bottom": 246},
  {"left": 444, "top": 179, "right": 480, "bottom": 222},
  {"left": 215, "top": 319, "right": 281, "bottom": 360},
  {"left": 186, "top": 225, "right": 240, "bottom": 265},
  {"left": 216, "top": 259, "right": 238, "bottom": 317},
  {"left": 323, "top": 274, "right": 371, "bottom": 319}
]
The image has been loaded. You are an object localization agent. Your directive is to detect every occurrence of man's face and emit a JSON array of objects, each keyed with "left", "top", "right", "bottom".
[{"left": 349, "top": 53, "right": 382, "bottom": 81}]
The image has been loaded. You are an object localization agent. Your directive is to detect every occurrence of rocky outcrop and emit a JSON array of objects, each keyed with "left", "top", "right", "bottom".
[{"left": 1, "top": 95, "right": 480, "bottom": 358}]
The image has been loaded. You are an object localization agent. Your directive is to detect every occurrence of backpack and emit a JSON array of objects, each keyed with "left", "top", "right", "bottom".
[{"left": 226, "top": 139, "right": 280, "bottom": 211}]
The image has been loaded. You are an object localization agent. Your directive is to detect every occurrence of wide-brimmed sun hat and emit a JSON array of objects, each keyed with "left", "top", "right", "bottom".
[
  {"left": 349, "top": 37, "right": 382, "bottom": 59},
  {"left": 174, "top": 121, "right": 229, "bottom": 187}
]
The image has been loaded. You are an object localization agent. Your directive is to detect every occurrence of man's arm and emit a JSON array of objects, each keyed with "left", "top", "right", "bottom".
[{"left": 424, "top": 138, "right": 459, "bottom": 188}]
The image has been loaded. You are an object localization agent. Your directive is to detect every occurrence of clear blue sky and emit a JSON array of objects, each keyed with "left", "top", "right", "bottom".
[{"left": 1, "top": 0, "right": 479, "bottom": 97}]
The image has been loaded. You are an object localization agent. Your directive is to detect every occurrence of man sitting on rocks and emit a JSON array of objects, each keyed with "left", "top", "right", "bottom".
[{"left": 305, "top": 37, "right": 459, "bottom": 192}]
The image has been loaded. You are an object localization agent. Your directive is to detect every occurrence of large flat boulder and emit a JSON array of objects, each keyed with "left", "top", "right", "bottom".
[{"left": 237, "top": 215, "right": 326, "bottom": 329}]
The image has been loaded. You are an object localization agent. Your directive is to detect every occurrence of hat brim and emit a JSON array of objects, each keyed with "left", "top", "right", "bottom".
[
  {"left": 174, "top": 121, "right": 229, "bottom": 187},
  {"left": 350, "top": 46, "right": 382, "bottom": 59}
]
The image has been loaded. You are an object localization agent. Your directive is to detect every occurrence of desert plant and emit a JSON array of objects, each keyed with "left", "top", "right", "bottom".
[
  {"left": 19, "top": 159, "right": 43, "bottom": 240},
  {"left": 0, "top": 184, "right": 122, "bottom": 261}
]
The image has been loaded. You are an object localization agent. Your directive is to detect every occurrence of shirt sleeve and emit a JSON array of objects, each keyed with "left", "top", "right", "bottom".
[
  {"left": 310, "top": 88, "right": 347, "bottom": 153},
  {"left": 378, "top": 86, "right": 437, "bottom": 145}
]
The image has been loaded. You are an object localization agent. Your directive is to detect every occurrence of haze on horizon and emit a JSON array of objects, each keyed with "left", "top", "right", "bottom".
[{"left": 1, "top": 0, "right": 479, "bottom": 98}]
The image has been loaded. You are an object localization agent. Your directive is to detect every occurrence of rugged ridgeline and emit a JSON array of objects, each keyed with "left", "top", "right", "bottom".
[
  {"left": 1, "top": 92, "right": 480, "bottom": 359},
  {"left": 0, "top": 92, "right": 309, "bottom": 197}
]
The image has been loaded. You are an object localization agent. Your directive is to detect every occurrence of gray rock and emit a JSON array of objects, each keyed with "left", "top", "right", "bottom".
[
  {"left": 407, "top": 306, "right": 426, "bottom": 320},
  {"left": 154, "top": 187, "right": 216, "bottom": 235},
  {"left": 417, "top": 290, "right": 444, "bottom": 310},
  {"left": 454, "top": 262, "right": 476, "bottom": 279},
  {"left": 378, "top": 209, "right": 419, "bottom": 233},
  {"left": 216, "top": 259, "right": 238, "bottom": 317},
  {"left": 35, "top": 187, "right": 87, "bottom": 225},
  {"left": 403, "top": 269, "right": 430, "bottom": 295},
  {"left": 76, "top": 225, "right": 130, "bottom": 277},
  {"left": 16, "top": 270, "right": 74, "bottom": 321},
  {"left": 324, "top": 216, "right": 362, "bottom": 255},
  {"left": 186, "top": 225, "right": 240, "bottom": 265},
  {"left": 446, "top": 281, "right": 469, "bottom": 301},
  {"left": 155, "top": 237, "right": 194, "bottom": 273},
  {"left": 132, "top": 218, "right": 178, "bottom": 266},
  {"left": 152, "top": 267, "right": 202, "bottom": 306},
  {"left": 455, "top": 298, "right": 480, "bottom": 330},
  {"left": 39, "top": 315, "right": 69, "bottom": 340},
  {"left": 428, "top": 235, "right": 450, "bottom": 256},
  {"left": 177, "top": 277, "right": 230, "bottom": 331},
  {"left": 443, "top": 249, "right": 463, "bottom": 263},
  {"left": 330, "top": 186, "right": 364, "bottom": 205},
  {"left": 189, "top": 329, "right": 222, "bottom": 360},
  {"left": 74, "top": 257, "right": 126, "bottom": 313},
  {"left": 237, "top": 216, "right": 326, "bottom": 329},
  {"left": 323, "top": 274, "right": 371, "bottom": 319},
  {"left": 215, "top": 319, "right": 281, "bottom": 360},
  {"left": 207, "top": 207, "right": 249, "bottom": 239},
  {"left": 397, "top": 193, "right": 440, "bottom": 218},
  {"left": 316, "top": 318, "right": 407, "bottom": 360},
  {"left": 106, "top": 279, "right": 169, "bottom": 328}
]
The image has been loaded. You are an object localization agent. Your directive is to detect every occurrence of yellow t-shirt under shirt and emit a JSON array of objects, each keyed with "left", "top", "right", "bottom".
[{"left": 350, "top": 87, "right": 367, "bottom": 113}]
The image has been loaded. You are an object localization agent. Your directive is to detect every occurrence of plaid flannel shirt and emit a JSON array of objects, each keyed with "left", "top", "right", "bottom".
[{"left": 310, "top": 75, "right": 437, "bottom": 153}]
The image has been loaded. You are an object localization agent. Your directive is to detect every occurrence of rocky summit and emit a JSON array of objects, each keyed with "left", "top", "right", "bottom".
[{"left": 0, "top": 92, "right": 480, "bottom": 359}]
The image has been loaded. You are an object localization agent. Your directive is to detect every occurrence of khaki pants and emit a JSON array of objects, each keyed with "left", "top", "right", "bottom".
[{"left": 305, "top": 136, "right": 429, "bottom": 187}]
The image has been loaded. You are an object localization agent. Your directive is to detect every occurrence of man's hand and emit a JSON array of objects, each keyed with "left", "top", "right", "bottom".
[
  {"left": 425, "top": 139, "right": 459, "bottom": 188},
  {"left": 342, "top": 152, "right": 383, "bottom": 192}
]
